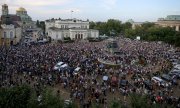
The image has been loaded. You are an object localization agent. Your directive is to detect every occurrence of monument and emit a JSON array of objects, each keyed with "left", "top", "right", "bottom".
[
  {"left": 98, "top": 38, "right": 122, "bottom": 66},
  {"left": 105, "top": 38, "right": 121, "bottom": 56}
]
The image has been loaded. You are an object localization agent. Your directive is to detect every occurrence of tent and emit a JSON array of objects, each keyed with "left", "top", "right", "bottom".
[
  {"left": 60, "top": 64, "right": 68, "bottom": 68},
  {"left": 57, "top": 62, "right": 64, "bottom": 65},
  {"left": 136, "top": 36, "right": 140, "bottom": 40},
  {"left": 75, "top": 67, "right": 81, "bottom": 71}
]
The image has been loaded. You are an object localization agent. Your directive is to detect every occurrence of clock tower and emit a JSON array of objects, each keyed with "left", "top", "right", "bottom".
[{"left": 2, "top": 4, "right": 9, "bottom": 15}]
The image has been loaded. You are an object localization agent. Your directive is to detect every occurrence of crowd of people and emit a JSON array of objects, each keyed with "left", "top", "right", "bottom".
[{"left": 0, "top": 37, "right": 179, "bottom": 107}]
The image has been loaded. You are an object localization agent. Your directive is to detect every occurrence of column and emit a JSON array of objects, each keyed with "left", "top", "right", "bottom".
[{"left": 176, "top": 26, "right": 179, "bottom": 31}]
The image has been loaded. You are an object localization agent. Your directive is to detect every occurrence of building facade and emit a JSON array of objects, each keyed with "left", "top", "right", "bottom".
[
  {"left": 0, "top": 24, "right": 21, "bottom": 46},
  {"left": 132, "top": 22, "right": 143, "bottom": 29},
  {"left": 45, "top": 18, "right": 99, "bottom": 41},
  {"left": 0, "top": 4, "right": 42, "bottom": 46},
  {"left": 0, "top": 4, "right": 22, "bottom": 46},
  {"left": 132, "top": 15, "right": 180, "bottom": 31},
  {"left": 156, "top": 15, "right": 180, "bottom": 31}
]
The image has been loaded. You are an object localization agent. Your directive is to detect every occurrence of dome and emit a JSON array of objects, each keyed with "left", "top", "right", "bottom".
[{"left": 16, "top": 7, "right": 26, "bottom": 12}]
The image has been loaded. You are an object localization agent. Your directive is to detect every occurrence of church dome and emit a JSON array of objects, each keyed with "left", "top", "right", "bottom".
[{"left": 16, "top": 7, "right": 26, "bottom": 12}]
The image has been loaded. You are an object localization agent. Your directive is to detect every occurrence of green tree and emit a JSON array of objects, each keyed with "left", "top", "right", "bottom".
[
  {"left": 130, "top": 94, "right": 150, "bottom": 108},
  {"left": 36, "top": 20, "right": 40, "bottom": 27},
  {"left": 141, "top": 22, "right": 155, "bottom": 29},
  {"left": 89, "top": 21, "right": 96, "bottom": 29},
  {"left": 122, "top": 22, "right": 132, "bottom": 34},
  {"left": 39, "top": 21, "right": 45, "bottom": 34},
  {"left": 39, "top": 88, "right": 64, "bottom": 108},
  {"left": 174, "top": 32, "right": 180, "bottom": 46},
  {"left": 0, "top": 85, "right": 31, "bottom": 108}
]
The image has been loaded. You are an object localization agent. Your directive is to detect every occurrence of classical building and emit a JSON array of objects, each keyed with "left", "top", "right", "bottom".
[
  {"left": 0, "top": 4, "right": 42, "bottom": 46},
  {"left": 0, "top": 16, "right": 21, "bottom": 46},
  {"left": 132, "top": 15, "right": 180, "bottom": 31},
  {"left": 132, "top": 22, "right": 143, "bottom": 29},
  {"left": 0, "top": 4, "right": 22, "bottom": 46},
  {"left": 156, "top": 15, "right": 180, "bottom": 31},
  {"left": 16, "top": 7, "right": 32, "bottom": 23},
  {"left": 16, "top": 7, "right": 36, "bottom": 30},
  {"left": 45, "top": 18, "right": 99, "bottom": 41}
]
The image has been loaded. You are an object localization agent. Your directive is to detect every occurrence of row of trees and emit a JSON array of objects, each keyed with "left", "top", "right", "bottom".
[
  {"left": 125, "top": 23, "right": 180, "bottom": 47},
  {"left": 36, "top": 20, "right": 45, "bottom": 34},
  {"left": 0, "top": 85, "right": 175, "bottom": 108},
  {"left": 90, "top": 20, "right": 180, "bottom": 47},
  {"left": 0, "top": 85, "right": 78, "bottom": 108},
  {"left": 89, "top": 19, "right": 132, "bottom": 36}
]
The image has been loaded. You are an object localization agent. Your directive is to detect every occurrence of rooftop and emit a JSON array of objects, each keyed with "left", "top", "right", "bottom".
[
  {"left": 158, "top": 15, "right": 180, "bottom": 21},
  {"left": 16, "top": 7, "right": 26, "bottom": 12},
  {"left": 46, "top": 18, "right": 89, "bottom": 22}
]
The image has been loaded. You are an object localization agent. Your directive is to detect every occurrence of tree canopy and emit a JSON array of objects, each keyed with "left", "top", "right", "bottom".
[
  {"left": 90, "top": 19, "right": 180, "bottom": 47},
  {"left": 90, "top": 19, "right": 132, "bottom": 36}
]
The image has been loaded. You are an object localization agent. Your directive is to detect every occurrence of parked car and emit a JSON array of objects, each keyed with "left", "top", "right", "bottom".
[
  {"left": 161, "top": 74, "right": 172, "bottom": 82},
  {"left": 53, "top": 62, "right": 64, "bottom": 70},
  {"left": 58, "top": 64, "right": 68, "bottom": 71},
  {"left": 152, "top": 77, "right": 163, "bottom": 83},
  {"left": 169, "top": 72, "right": 180, "bottom": 79},
  {"left": 174, "top": 64, "right": 180, "bottom": 70},
  {"left": 73, "top": 67, "right": 81, "bottom": 75},
  {"left": 151, "top": 77, "right": 168, "bottom": 87},
  {"left": 161, "top": 74, "right": 178, "bottom": 85}
]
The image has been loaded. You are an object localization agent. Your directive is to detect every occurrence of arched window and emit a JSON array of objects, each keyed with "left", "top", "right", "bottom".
[
  {"left": 10, "top": 31, "right": 13, "bottom": 38},
  {"left": 4, "top": 32, "right": 7, "bottom": 38},
  {"left": 75, "top": 34, "right": 78, "bottom": 39}
]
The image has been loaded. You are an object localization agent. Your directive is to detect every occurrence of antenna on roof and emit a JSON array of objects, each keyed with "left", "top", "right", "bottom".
[{"left": 71, "top": 10, "right": 73, "bottom": 19}]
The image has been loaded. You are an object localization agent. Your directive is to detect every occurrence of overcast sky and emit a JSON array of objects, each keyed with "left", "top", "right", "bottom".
[{"left": 0, "top": 0, "right": 180, "bottom": 22}]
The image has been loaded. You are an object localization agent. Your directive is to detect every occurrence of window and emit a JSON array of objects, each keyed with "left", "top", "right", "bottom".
[
  {"left": 65, "top": 25, "right": 68, "bottom": 28},
  {"left": 56, "top": 33, "right": 58, "bottom": 39},
  {"left": 61, "top": 25, "right": 64, "bottom": 28},
  {"left": 10, "top": 31, "right": 13, "bottom": 38},
  {"left": 4, "top": 32, "right": 7, "bottom": 38}
]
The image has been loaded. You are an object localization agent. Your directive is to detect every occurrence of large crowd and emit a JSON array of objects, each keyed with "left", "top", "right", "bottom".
[{"left": 0, "top": 37, "right": 179, "bottom": 108}]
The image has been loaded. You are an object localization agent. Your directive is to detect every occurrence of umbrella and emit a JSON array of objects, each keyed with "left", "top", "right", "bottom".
[{"left": 103, "top": 76, "right": 108, "bottom": 81}]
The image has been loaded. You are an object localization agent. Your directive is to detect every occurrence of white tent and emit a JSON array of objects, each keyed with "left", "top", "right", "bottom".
[
  {"left": 136, "top": 36, "right": 140, "bottom": 40},
  {"left": 60, "top": 64, "right": 68, "bottom": 68},
  {"left": 75, "top": 67, "right": 81, "bottom": 71},
  {"left": 57, "top": 62, "right": 64, "bottom": 65}
]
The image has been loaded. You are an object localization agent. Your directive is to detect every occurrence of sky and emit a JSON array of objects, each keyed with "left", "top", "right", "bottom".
[{"left": 0, "top": 0, "right": 180, "bottom": 22}]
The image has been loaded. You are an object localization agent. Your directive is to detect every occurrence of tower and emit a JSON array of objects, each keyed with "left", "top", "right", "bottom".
[{"left": 2, "top": 4, "right": 9, "bottom": 15}]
